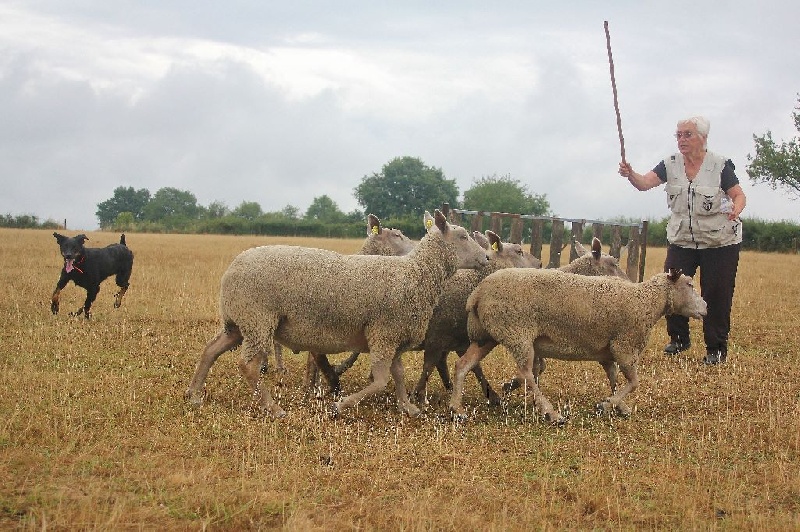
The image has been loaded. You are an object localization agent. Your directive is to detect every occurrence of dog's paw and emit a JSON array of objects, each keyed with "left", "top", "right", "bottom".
[{"left": 51, "top": 302, "right": 59, "bottom": 315}]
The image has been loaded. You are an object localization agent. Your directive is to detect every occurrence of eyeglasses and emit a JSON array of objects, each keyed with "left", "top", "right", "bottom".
[{"left": 674, "top": 131, "right": 695, "bottom": 139}]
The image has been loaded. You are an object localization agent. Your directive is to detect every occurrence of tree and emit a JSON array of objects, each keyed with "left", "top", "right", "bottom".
[
  {"left": 462, "top": 174, "right": 550, "bottom": 215},
  {"left": 96, "top": 186, "right": 151, "bottom": 228},
  {"left": 281, "top": 205, "right": 301, "bottom": 219},
  {"left": 747, "top": 95, "right": 800, "bottom": 199},
  {"left": 232, "top": 201, "right": 263, "bottom": 220},
  {"left": 204, "top": 200, "right": 229, "bottom": 218},
  {"left": 305, "top": 195, "right": 346, "bottom": 223},
  {"left": 354, "top": 156, "right": 459, "bottom": 218},
  {"left": 142, "top": 187, "right": 199, "bottom": 221}
]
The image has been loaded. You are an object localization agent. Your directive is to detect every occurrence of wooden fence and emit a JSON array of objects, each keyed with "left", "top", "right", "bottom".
[{"left": 441, "top": 203, "right": 649, "bottom": 282}]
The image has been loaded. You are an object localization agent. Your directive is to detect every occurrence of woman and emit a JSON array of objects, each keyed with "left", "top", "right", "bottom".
[{"left": 618, "top": 116, "right": 746, "bottom": 365}]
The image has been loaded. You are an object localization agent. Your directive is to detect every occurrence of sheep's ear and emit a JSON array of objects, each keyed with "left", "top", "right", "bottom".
[
  {"left": 423, "top": 211, "right": 435, "bottom": 232},
  {"left": 667, "top": 268, "right": 683, "bottom": 282},
  {"left": 486, "top": 230, "right": 502, "bottom": 252},
  {"left": 573, "top": 239, "right": 588, "bottom": 257},
  {"left": 433, "top": 209, "right": 448, "bottom": 234},
  {"left": 471, "top": 231, "right": 490, "bottom": 249},
  {"left": 367, "top": 214, "right": 381, "bottom": 236},
  {"left": 591, "top": 237, "right": 602, "bottom": 260}
]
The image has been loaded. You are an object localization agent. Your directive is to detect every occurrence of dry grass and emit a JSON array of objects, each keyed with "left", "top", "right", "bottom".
[{"left": 1, "top": 228, "right": 799, "bottom": 530}]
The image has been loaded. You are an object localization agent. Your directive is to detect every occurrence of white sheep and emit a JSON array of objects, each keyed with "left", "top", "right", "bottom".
[
  {"left": 561, "top": 237, "right": 630, "bottom": 280},
  {"left": 410, "top": 230, "right": 541, "bottom": 404},
  {"left": 303, "top": 214, "right": 416, "bottom": 391},
  {"left": 449, "top": 268, "right": 707, "bottom": 424},
  {"left": 185, "top": 210, "right": 488, "bottom": 418},
  {"left": 500, "top": 236, "right": 630, "bottom": 394}
]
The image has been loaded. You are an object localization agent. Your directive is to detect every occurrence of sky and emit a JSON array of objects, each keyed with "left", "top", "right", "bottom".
[{"left": 1, "top": 1, "right": 799, "bottom": 231}]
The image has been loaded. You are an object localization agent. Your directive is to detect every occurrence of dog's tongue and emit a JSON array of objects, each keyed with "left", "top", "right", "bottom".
[{"left": 65, "top": 259, "right": 74, "bottom": 273}]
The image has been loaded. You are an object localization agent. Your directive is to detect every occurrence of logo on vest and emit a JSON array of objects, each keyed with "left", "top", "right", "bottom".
[{"left": 702, "top": 198, "right": 713, "bottom": 212}]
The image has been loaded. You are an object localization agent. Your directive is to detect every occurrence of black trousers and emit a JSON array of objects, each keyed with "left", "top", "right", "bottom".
[{"left": 663, "top": 243, "right": 741, "bottom": 352}]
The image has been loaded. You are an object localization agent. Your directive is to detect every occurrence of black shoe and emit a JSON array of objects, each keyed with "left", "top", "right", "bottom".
[
  {"left": 703, "top": 349, "right": 727, "bottom": 365},
  {"left": 664, "top": 338, "right": 691, "bottom": 355}
]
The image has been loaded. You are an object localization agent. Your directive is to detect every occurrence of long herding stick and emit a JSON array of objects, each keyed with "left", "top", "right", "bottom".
[{"left": 604, "top": 20, "right": 626, "bottom": 165}]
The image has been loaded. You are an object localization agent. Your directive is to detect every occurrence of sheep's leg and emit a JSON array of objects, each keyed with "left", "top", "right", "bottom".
[
  {"left": 512, "top": 344, "right": 563, "bottom": 425},
  {"left": 597, "top": 362, "right": 637, "bottom": 418},
  {"left": 389, "top": 354, "right": 420, "bottom": 417},
  {"left": 449, "top": 341, "right": 496, "bottom": 418},
  {"left": 273, "top": 340, "right": 286, "bottom": 374},
  {"left": 334, "top": 352, "right": 361, "bottom": 376},
  {"left": 185, "top": 326, "right": 243, "bottom": 404},
  {"left": 469, "top": 361, "right": 502, "bottom": 406},
  {"left": 411, "top": 348, "right": 446, "bottom": 403},
  {"left": 330, "top": 351, "right": 393, "bottom": 417},
  {"left": 502, "top": 356, "right": 545, "bottom": 394},
  {"left": 239, "top": 338, "right": 286, "bottom": 419},
  {"left": 305, "top": 353, "right": 321, "bottom": 395},
  {"left": 309, "top": 353, "right": 341, "bottom": 394},
  {"left": 600, "top": 361, "right": 619, "bottom": 395}
]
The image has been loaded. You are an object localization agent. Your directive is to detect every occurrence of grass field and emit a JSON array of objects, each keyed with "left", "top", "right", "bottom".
[{"left": 1, "top": 227, "right": 799, "bottom": 530}]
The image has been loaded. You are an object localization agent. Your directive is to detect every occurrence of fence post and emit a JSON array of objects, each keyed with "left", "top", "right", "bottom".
[
  {"left": 548, "top": 219, "right": 564, "bottom": 268},
  {"left": 626, "top": 225, "right": 641, "bottom": 282},
  {"left": 610, "top": 225, "right": 623, "bottom": 258},
  {"left": 510, "top": 214, "right": 523, "bottom": 244},
  {"left": 569, "top": 220, "right": 585, "bottom": 263},
  {"left": 592, "top": 222, "right": 604, "bottom": 243},
  {"left": 530, "top": 219, "right": 544, "bottom": 260},
  {"left": 469, "top": 213, "right": 482, "bottom": 232},
  {"left": 638, "top": 220, "right": 649, "bottom": 282}
]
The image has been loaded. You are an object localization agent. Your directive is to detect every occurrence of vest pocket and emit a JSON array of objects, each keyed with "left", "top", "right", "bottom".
[
  {"left": 665, "top": 184, "right": 684, "bottom": 213},
  {"left": 693, "top": 186, "right": 722, "bottom": 215}
]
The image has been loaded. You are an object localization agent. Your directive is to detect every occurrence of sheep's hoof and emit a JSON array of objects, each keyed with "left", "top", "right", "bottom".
[
  {"left": 403, "top": 403, "right": 421, "bottom": 417},
  {"left": 595, "top": 401, "right": 610, "bottom": 417},
  {"left": 184, "top": 388, "right": 206, "bottom": 406},
  {"left": 544, "top": 411, "right": 566, "bottom": 427},
  {"left": 486, "top": 390, "right": 502, "bottom": 407},
  {"left": 269, "top": 407, "right": 287, "bottom": 419},
  {"left": 327, "top": 403, "right": 341, "bottom": 419},
  {"left": 449, "top": 408, "right": 468, "bottom": 424},
  {"left": 615, "top": 402, "right": 632, "bottom": 418}
]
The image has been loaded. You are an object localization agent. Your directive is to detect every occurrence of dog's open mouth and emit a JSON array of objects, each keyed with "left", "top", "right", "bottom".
[{"left": 64, "top": 258, "right": 75, "bottom": 273}]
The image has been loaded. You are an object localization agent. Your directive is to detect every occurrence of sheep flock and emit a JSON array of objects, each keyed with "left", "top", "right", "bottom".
[{"left": 185, "top": 210, "right": 707, "bottom": 425}]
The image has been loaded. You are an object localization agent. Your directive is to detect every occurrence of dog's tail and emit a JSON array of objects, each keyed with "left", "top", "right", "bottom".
[{"left": 120, "top": 234, "right": 127, "bottom": 246}]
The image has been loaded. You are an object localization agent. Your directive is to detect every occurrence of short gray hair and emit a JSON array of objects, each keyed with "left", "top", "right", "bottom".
[{"left": 678, "top": 116, "right": 710, "bottom": 147}]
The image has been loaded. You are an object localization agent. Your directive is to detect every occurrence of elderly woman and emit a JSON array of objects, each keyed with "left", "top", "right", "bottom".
[{"left": 618, "top": 116, "right": 746, "bottom": 365}]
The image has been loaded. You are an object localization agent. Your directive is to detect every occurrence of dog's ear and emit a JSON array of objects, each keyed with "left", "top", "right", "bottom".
[
  {"left": 53, "top": 232, "right": 66, "bottom": 244},
  {"left": 76, "top": 234, "right": 89, "bottom": 243}
]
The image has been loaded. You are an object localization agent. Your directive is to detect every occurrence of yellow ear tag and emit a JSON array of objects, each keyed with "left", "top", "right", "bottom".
[
  {"left": 492, "top": 242, "right": 499, "bottom": 251},
  {"left": 425, "top": 219, "right": 433, "bottom": 229},
  {"left": 372, "top": 226, "right": 379, "bottom": 235}
]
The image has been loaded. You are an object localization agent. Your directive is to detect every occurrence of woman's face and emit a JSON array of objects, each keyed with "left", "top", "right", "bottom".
[{"left": 675, "top": 122, "right": 704, "bottom": 155}]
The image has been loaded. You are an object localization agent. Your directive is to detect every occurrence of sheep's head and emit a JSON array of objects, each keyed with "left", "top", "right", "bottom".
[
  {"left": 568, "top": 237, "right": 629, "bottom": 280},
  {"left": 424, "top": 210, "right": 488, "bottom": 269},
  {"left": 363, "top": 214, "right": 415, "bottom": 256},
  {"left": 666, "top": 269, "right": 707, "bottom": 319},
  {"left": 486, "top": 231, "right": 542, "bottom": 268}
]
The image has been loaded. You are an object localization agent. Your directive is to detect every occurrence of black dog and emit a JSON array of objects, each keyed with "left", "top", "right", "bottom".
[{"left": 51, "top": 233, "right": 134, "bottom": 319}]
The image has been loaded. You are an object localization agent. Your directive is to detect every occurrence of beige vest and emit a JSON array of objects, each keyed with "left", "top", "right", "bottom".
[{"left": 664, "top": 151, "right": 742, "bottom": 248}]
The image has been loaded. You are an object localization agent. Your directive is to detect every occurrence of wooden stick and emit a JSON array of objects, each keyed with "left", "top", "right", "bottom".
[{"left": 604, "top": 20, "right": 626, "bottom": 165}]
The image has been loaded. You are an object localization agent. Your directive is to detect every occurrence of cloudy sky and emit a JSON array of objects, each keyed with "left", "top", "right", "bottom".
[{"left": 2, "top": 1, "right": 799, "bottom": 231}]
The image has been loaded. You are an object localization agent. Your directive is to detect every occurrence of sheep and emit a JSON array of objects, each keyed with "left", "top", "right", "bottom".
[
  {"left": 448, "top": 268, "right": 707, "bottom": 424},
  {"left": 304, "top": 214, "right": 416, "bottom": 392},
  {"left": 500, "top": 236, "right": 630, "bottom": 394},
  {"left": 409, "top": 230, "right": 542, "bottom": 404},
  {"left": 561, "top": 237, "right": 630, "bottom": 280},
  {"left": 185, "top": 209, "right": 489, "bottom": 418}
]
